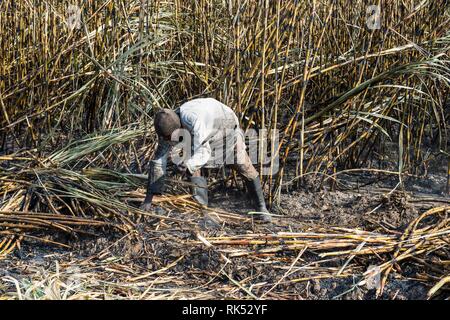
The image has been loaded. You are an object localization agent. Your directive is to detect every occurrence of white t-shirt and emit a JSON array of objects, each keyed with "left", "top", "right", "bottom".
[{"left": 152, "top": 98, "right": 243, "bottom": 173}]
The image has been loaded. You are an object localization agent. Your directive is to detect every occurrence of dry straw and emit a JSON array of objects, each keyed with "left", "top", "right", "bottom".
[{"left": 1, "top": 0, "right": 449, "bottom": 299}]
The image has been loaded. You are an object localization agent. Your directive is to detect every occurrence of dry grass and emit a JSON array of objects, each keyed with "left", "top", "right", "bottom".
[
  {"left": 1, "top": 1, "right": 449, "bottom": 197},
  {"left": 1, "top": 0, "right": 449, "bottom": 299},
  {"left": 0, "top": 200, "right": 448, "bottom": 300}
]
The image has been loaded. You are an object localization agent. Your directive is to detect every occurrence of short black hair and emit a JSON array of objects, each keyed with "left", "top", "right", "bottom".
[{"left": 154, "top": 109, "right": 181, "bottom": 138}]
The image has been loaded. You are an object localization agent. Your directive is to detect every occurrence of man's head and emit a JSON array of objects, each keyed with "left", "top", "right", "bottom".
[{"left": 154, "top": 109, "right": 181, "bottom": 141}]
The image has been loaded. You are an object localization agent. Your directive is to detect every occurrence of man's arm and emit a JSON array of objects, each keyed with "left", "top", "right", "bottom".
[{"left": 141, "top": 137, "right": 170, "bottom": 209}]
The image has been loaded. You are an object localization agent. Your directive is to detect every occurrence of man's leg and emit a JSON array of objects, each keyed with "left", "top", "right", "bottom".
[{"left": 233, "top": 134, "right": 272, "bottom": 222}]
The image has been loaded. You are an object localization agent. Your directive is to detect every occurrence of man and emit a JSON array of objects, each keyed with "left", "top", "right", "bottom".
[{"left": 140, "top": 97, "right": 272, "bottom": 222}]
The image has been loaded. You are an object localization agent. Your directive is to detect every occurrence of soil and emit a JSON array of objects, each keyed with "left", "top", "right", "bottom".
[{"left": 0, "top": 158, "right": 448, "bottom": 300}]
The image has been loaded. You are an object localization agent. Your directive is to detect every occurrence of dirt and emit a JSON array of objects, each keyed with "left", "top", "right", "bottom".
[
  {"left": 203, "top": 172, "right": 447, "bottom": 300},
  {"left": 0, "top": 165, "right": 449, "bottom": 299}
]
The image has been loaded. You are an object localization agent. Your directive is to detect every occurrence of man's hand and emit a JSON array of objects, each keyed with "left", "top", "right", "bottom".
[{"left": 176, "top": 162, "right": 188, "bottom": 175}]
